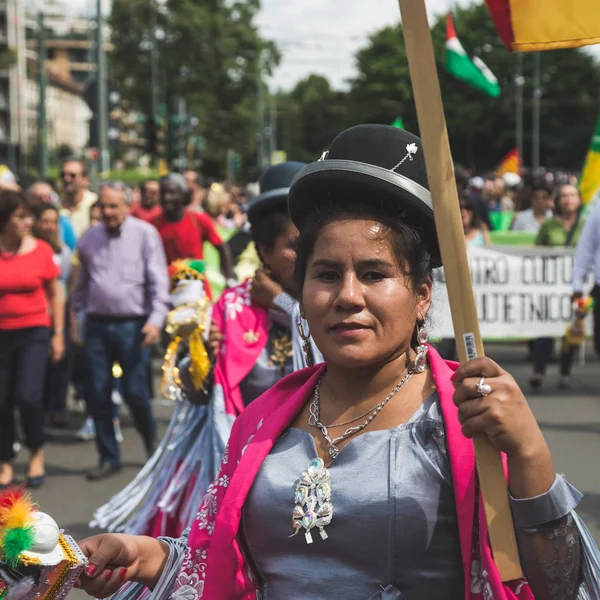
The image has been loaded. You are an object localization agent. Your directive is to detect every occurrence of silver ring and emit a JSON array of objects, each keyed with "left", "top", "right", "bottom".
[{"left": 476, "top": 377, "right": 492, "bottom": 397}]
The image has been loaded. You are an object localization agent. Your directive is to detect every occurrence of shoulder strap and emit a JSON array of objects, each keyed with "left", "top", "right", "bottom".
[{"left": 565, "top": 212, "right": 581, "bottom": 247}]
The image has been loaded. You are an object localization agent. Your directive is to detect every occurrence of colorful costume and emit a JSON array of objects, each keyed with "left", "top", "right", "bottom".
[
  {"left": 0, "top": 489, "right": 86, "bottom": 600},
  {"left": 110, "top": 349, "right": 600, "bottom": 600},
  {"left": 92, "top": 265, "right": 321, "bottom": 537},
  {"left": 91, "top": 261, "right": 216, "bottom": 536}
]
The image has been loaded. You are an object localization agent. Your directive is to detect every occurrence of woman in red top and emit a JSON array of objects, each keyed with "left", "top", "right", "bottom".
[{"left": 0, "top": 190, "right": 65, "bottom": 489}]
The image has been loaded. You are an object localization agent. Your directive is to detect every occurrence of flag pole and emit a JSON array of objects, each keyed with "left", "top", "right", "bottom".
[{"left": 396, "top": 0, "right": 523, "bottom": 581}]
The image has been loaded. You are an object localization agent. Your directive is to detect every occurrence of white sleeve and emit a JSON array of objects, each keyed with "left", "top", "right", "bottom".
[{"left": 573, "top": 205, "right": 600, "bottom": 292}]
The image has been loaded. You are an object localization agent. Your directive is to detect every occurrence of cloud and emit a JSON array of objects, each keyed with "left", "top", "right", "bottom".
[
  {"left": 256, "top": 0, "right": 471, "bottom": 91},
  {"left": 57, "top": 0, "right": 600, "bottom": 92}
]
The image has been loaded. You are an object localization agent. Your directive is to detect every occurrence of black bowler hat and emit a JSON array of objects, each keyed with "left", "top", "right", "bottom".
[
  {"left": 247, "top": 161, "right": 306, "bottom": 223},
  {"left": 288, "top": 124, "right": 441, "bottom": 268}
]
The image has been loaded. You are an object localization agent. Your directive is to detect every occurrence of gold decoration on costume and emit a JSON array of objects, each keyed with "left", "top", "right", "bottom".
[
  {"left": 161, "top": 297, "right": 212, "bottom": 400},
  {"left": 165, "top": 301, "right": 208, "bottom": 337},
  {"left": 189, "top": 326, "right": 211, "bottom": 391},
  {"left": 160, "top": 336, "right": 182, "bottom": 400},
  {"left": 243, "top": 329, "right": 260, "bottom": 344},
  {"left": 269, "top": 332, "right": 293, "bottom": 376},
  {"left": 112, "top": 362, "right": 123, "bottom": 378}
]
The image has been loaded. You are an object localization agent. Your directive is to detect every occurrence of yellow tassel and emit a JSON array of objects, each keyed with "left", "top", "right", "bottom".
[
  {"left": 189, "top": 327, "right": 211, "bottom": 391},
  {"left": 0, "top": 496, "right": 35, "bottom": 530}
]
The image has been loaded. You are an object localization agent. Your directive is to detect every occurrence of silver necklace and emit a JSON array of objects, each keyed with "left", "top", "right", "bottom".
[
  {"left": 291, "top": 368, "right": 415, "bottom": 544},
  {"left": 310, "top": 369, "right": 415, "bottom": 460}
]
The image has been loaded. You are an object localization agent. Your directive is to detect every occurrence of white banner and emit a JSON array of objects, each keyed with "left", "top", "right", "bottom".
[{"left": 429, "top": 246, "right": 593, "bottom": 340}]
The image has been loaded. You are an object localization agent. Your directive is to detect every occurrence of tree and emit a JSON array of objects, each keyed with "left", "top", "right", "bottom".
[
  {"left": 109, "top": 0, "right": 280, "bottom": 177},
  {"left": 347, "top": 26, "right": 414, "bottom": 129},
  {"left": 278, "top": 75, "right": 348, "bottom": 163},
  {"left": 344, "top": 2, "right": 600, "bottom": 170}
]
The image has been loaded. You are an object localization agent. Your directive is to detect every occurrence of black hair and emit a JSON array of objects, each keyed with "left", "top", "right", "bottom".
[
  {"left": 459, "top": 194, "right": 483, "bottom": 229},
  {"left": 32, "top": 203, "right": 58, "bottom": 219},
  {"left": 554, "top": 183, "right": 581, "bottom": 216},
  {"left": 293, "top": 202, "right": 433, "bottom": 348},
  {"left": 0, "top": 190, "right": 30, "bottom": 232},
  {"left": 32, "top": 204, "right": 61, "bottom": 252},
  {"left": 296, "top": 199, "right": 432, "bottom": 285},
  {"left": 249, "top": 206, "right": 293, "bottom": 254}
]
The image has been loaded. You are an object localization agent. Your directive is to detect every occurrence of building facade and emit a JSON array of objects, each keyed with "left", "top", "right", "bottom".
[{"left": 24, "top": 69, "right": 91, "bottom": 154}]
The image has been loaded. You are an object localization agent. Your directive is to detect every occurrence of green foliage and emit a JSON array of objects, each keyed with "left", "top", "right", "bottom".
[
  {"left": 277, "top": 75, "right": 348, "bottom": 163},
  {"left": 109, "top": 0, "right": 279, "bottom": 178},
  {"left": 279, "top": 2, "right": 600, "bottom": 171},
  {"left": 109, "top": 0, "right": 600, "bottom": 174},
  {"left": 108, "top": 169, "right": 161, "bottom": 185},
  {"left": 430, "top": 3, "right": 600, "bottom": 170}
]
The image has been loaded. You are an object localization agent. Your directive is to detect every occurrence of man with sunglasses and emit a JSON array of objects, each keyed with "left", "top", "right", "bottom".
[{"left": 59, "top": 158, "right": 98, "bottom": 238}]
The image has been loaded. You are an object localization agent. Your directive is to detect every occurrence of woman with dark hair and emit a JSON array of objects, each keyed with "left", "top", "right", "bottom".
[
  {"left": 90, "top": 162, "right": 322, "bottom": 538},
  {"left": 32, "top": 203, "right": 72, "bottom": 427},
  {"left": 33, "top": 203, "right": 72, "bottom": 288},
  {"left": 530, "top": 184, "right": 585, "bottom": 390},
  {"left": 78, "top": 126, "right": 599, "bottom": 600},
  {"left": 460, "top": 196, "right": 490, "bottom": 246},
  {"left": 0, "top": 190, "right": 65, "bottom": 488}
]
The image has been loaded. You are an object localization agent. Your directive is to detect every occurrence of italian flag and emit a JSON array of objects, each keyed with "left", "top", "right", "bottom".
[{"left": 445, "top": 14, "right": 500, "bottom": 98}]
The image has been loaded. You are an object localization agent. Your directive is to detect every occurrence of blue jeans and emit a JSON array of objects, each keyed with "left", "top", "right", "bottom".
[{"left": 85, "top": 317, "right": 156, "bottom": 466}]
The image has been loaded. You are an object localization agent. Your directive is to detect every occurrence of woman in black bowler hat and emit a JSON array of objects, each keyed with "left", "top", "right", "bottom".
[{"left": 79, "top": 126, "right": 598, "bottom": 600}]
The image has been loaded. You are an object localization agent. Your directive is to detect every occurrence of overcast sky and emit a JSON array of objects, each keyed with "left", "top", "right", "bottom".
[
  {"left": 255, "top": 0, "right": 475, "bottom": 90},
  {"left": 62, "top": 0, "right": 599, "bottom": 91}
]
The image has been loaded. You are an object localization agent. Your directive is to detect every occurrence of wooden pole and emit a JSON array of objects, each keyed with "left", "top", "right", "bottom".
[{"left": 397, "top": 0, "right": 523, "bottom": 581}]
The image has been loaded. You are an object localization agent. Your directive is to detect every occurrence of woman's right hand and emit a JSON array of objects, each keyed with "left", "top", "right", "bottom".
[{"left": 77, "top": 534, "right": 168, "bottom": 598}]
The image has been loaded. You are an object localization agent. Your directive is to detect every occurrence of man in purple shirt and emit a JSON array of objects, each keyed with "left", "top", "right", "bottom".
[{"left": 72, "top": 182, "right": 169, "bottom": 481}]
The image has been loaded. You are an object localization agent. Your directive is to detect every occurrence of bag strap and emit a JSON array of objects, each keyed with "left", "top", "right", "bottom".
[{"left": 565, "top": 212, "right": 581, "bottom": 247}]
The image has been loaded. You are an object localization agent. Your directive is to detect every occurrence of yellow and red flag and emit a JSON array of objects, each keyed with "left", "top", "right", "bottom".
[
  {"left": 486, "top": 0, "right": 600, "bottom": 52},
  {"left": 496, "top": 149, "right": 521, "bottom": 176}
]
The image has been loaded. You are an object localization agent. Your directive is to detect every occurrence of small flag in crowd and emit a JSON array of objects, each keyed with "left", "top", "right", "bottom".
[
  {"left": 445, "top": 14, "right": 500, "bottom": 98},
  {"left": 486, "top": 0, "right": 600, "bottom": 52},
  {"left": 579, "top": 115, "right": 600, "bottom": 205},
  {"left": 391, "top": 117, "right": 405, "bottom": 130},
  {"left": 496, "top": 149, "right": 521, "bottom": 176}
]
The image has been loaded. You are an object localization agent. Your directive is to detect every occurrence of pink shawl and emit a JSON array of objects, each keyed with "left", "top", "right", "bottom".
[
  {"left": 172, "top": 347, "right": 533, "bottom": 600},
  {"left": 211, "top": 281, "right": 270, "bottom": 417}
]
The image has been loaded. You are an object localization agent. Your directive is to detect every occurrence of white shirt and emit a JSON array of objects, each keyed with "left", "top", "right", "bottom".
[
  {"left": 511, "top": 208, "right": 553, "bottom": 233},
  {"left": 573, "top": 201, "right": 600, "bottom": 292}
]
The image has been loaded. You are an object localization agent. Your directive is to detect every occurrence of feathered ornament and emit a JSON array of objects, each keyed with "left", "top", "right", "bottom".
[
  {"left": 564, "top": 296, "right": 596, "bottom": 349},
  {"left": 1, "top": 529, "right": 35, "bottom": 566},
  {"left": 0, "top": 489, "right": 36, "bottom": 566}
]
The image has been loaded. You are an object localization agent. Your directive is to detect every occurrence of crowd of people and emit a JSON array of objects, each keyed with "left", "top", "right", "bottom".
[
  {"left": 0, "top": 124, "right": 599, "bottom": 598},
  {"left": 0, "top": 153, "right": 599, "bottom": 490},
  {"left": 456, "top": 166, "right": 600, "bottom": 392},
  {"left": 74, "top": 124, "right": 600, "bottom": 600},
  {"left": 0, "top": 158, "right": 264, "bottom": 487}
]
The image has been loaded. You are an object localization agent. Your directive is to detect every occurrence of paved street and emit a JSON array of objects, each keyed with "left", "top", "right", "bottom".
[{"left": 12, "top": 343, "right": 600, "bottom": 598}]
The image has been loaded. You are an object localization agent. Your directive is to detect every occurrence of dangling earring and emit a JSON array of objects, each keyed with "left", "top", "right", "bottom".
[
  {"left": 297, "top": 317, "right": 314, "bottom": 367},
  {"left": 414, "top": 323, "right": 429, "bottom": 373}
]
